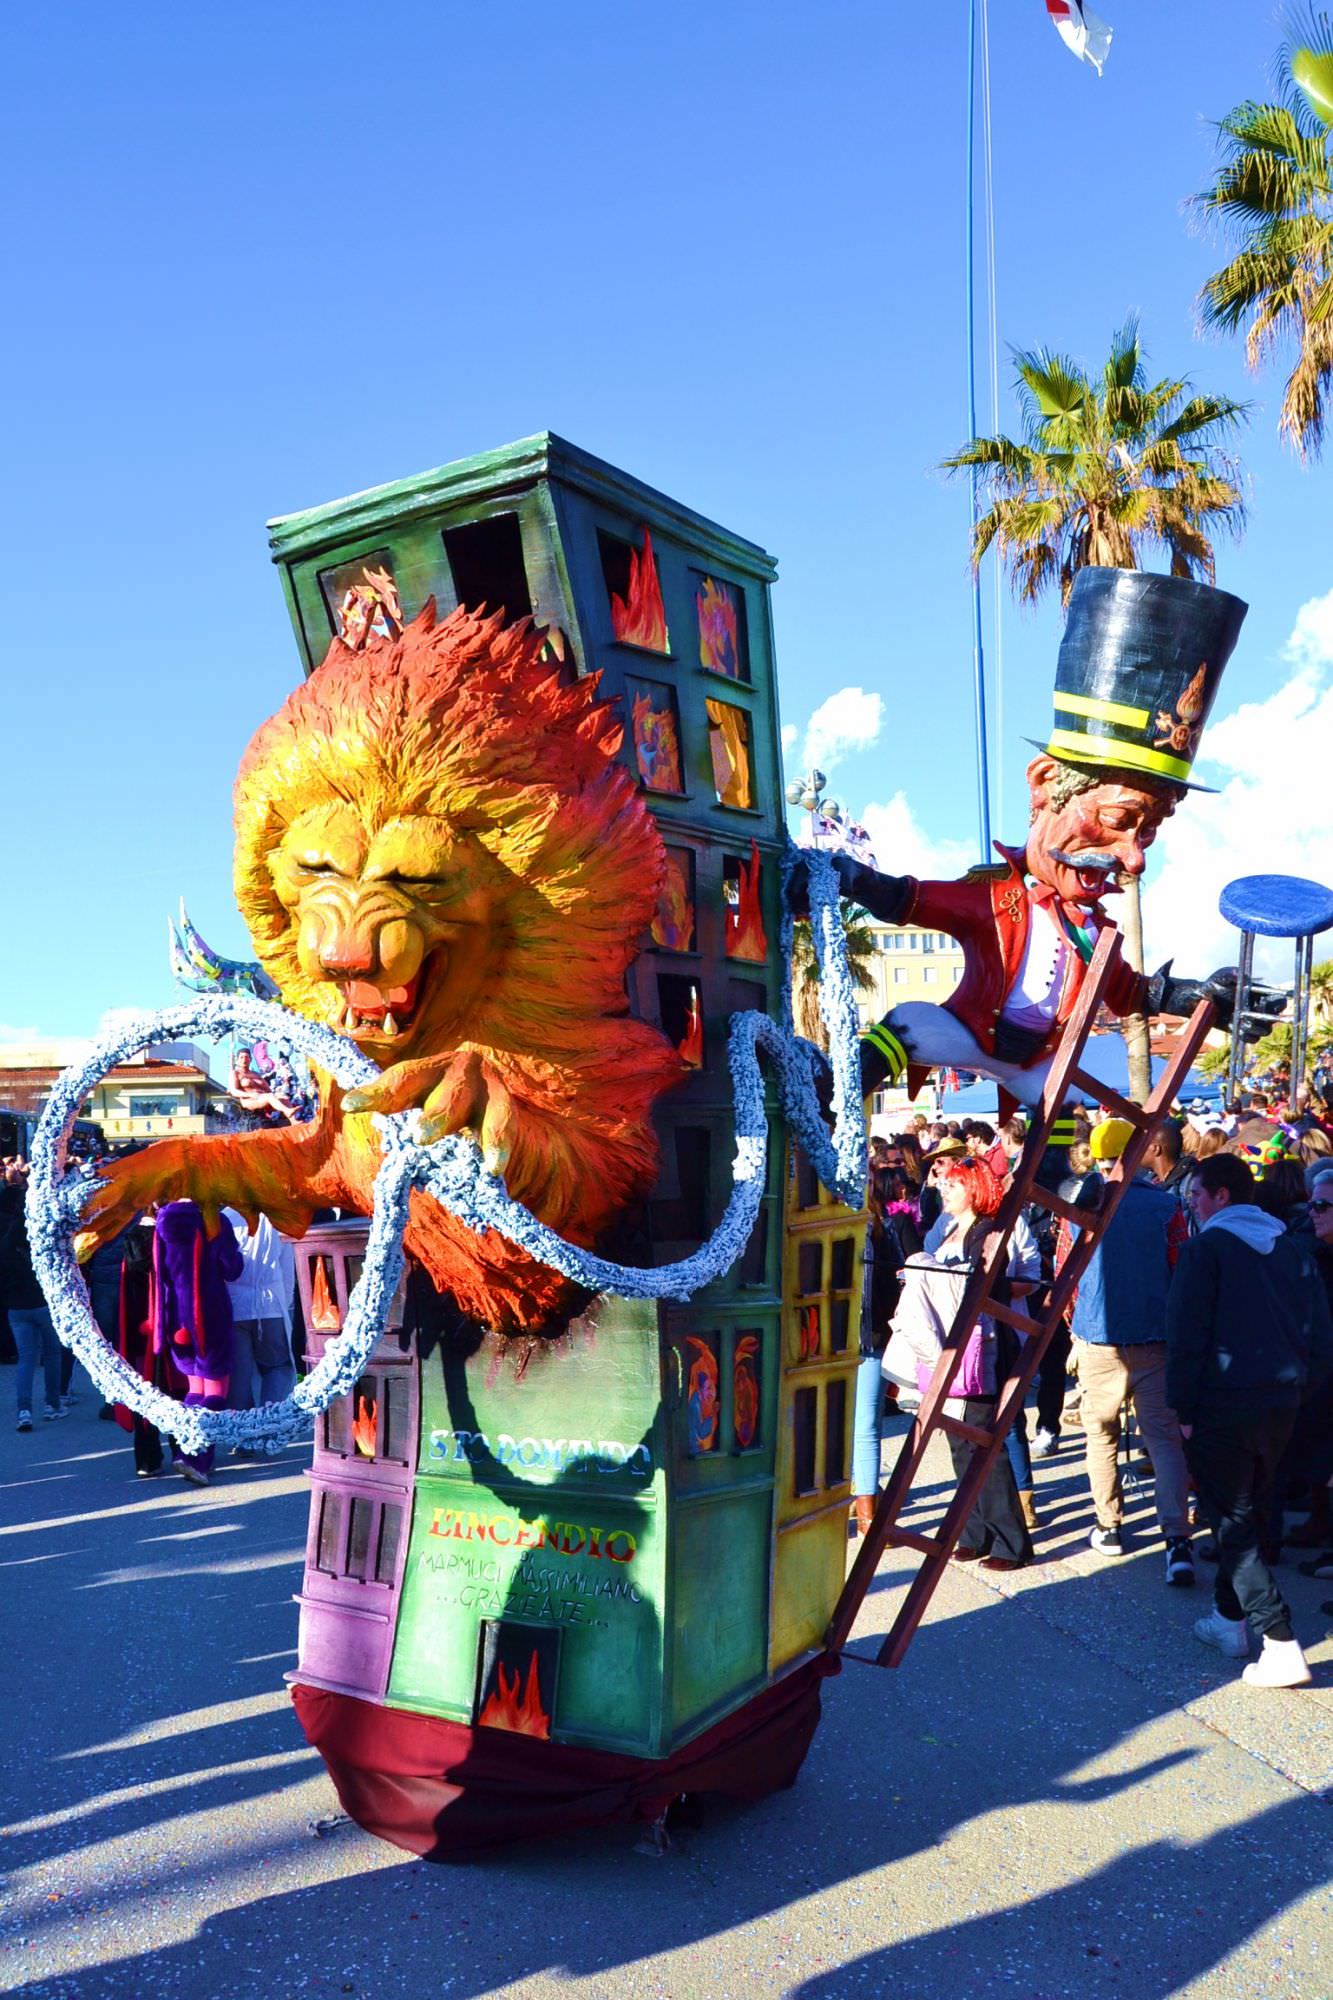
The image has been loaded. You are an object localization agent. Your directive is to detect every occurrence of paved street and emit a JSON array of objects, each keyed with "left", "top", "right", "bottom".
[{"left": 1, "top": 1396, "right": 1330, "bottom": 2000}]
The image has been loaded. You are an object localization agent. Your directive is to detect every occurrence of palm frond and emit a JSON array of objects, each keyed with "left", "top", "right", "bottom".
[
  {"left": 1279, "top": 314, "right": 1333, "bottom": 450},
  {"left": 1010, "top": 538, "right": 1062, "bottom": 607},
  {"left": 1012, "top": 346, "right": 1090, "bottom": 424},
  {"left": 1105, "top": 314, "right": 1144, "bottom": 391},
  {"left": 1280, "top": 7, "right": 1333, "bottom": 128},
  {"left": 1302, "top": 264, "right": 1333, "bottom": 320},
  {"left": 940, "top": 434, "right": 1040, "bottom": 478},
  {"left": 1199, "top": 247, "right": 1309, "bottom": 336},
  {"left": 1155, "top": 394, "right": 1253, "bottom": 445}
]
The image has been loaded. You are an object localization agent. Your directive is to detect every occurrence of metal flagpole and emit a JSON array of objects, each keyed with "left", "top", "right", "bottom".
[{"left": 966, "top": 0, "right": 993, "bottom": 861}]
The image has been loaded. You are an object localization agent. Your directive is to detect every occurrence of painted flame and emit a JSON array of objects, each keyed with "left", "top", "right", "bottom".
[
  {"left": 310, "top": 1259, "right": 341, "bottom": 1332},
  {"left": 677, "top": 986, "right": 703, "bottom": 1068},
  {"left": 725, "top": 840, "right": 768, "bottom": 963},
  {"left": 799, "top": 1304, "right": 821, "bottom": 1359},
  {"left": 352, "top": 1393, "right": 377, "bottom": 1458},
  {"left": 610, "top": 528, "right": 669, "bottom": 652},
  {"left": 478, "top": 1650, "right": 551, "bottom": 1738},
  {"left": 733, "top": 1333, "right": 760, "bottom": 1449}
]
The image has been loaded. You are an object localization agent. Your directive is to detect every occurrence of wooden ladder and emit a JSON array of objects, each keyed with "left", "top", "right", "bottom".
[{"left": 825, "top": 927, "right": 1216, "bottom": 1668}]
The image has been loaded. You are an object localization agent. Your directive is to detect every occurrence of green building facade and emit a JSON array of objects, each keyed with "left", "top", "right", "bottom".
[{"left": 272, "top": 436, "right": 864, "bottom": 1761}]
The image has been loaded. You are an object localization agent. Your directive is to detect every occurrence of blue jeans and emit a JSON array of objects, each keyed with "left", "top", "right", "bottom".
[
  {"left": 88, "top": 1274, "right": 120, "bottom": 1344},
  {"left": 853, "top": 1353, "right": 888, "bottom": 1496},
  {"left": 227, "top": 1318, "right": 295, "bottom": 1408},
  {"left": 11, "top": 1308, "right": 61, "bottom": 1416},
  {"left": 1004, "top": 1402, "right": 1033, "bottom": 1490}
]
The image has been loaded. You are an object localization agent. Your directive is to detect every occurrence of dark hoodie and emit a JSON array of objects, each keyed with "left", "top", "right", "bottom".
[
  {"left": 0, "top": 1183, "right": 44, "bottom": 1311},
  {"left": 1165, "top": 1204, "right": 1333, "bottom": 1425}
]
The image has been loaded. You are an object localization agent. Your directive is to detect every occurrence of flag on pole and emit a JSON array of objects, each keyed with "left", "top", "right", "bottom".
[{"left": 1045, "top": 0, "right": 1112, "bottom": 74}]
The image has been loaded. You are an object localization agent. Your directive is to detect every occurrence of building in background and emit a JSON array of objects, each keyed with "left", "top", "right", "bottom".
[
  {"left": 858, "top": 925, "right": 966, "bottom": 1121},
  {"left": 0, "top": 1040, "right": 234, "bottom": 1149}
]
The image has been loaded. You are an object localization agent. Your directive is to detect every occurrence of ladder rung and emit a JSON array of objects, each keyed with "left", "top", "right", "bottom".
[
  {"left": 1027, "top": 1183, "right": 1101, "bottom": 1231},
  {"left": 937, "top": 1412, "right": 993, "bottom": 1447},
  {"left": 885, "top": 1525, "right": 944, "bottom": 1559},
  {"left": 1067, "top": 1071, "right": 1151, "bottom": 1129},
  {"left": 987, "top": 1299, "right": 1045, "bottom": 1340},
  {"left": 825, "top": 951, "right": 1221, "bottom": 1674}
]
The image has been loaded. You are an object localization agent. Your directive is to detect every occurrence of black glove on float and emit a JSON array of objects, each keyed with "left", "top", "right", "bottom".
[
  {"left": 1145, "top": 961, "right": 1286, "bottom": 1038},
  {"left": 785, "top": 852, "right": 913, "bottom": 925}
]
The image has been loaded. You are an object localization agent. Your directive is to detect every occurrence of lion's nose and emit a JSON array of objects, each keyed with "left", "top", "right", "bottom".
[
  {"left": 319, "top": 932, "right": 377, "bottom": 974},
  {"left": 300, "top": 903, "right": 378, "bottom": 976}
]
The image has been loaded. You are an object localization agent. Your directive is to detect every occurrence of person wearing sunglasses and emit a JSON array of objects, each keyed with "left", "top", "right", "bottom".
[{"left": 1166, "top": 1154, "right": 1333, "bottom": 1687}]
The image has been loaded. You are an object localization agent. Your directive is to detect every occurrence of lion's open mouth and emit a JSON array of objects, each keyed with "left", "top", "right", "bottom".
[{"left": 332, "top": 961, "right": 433, "bottom": 1043}]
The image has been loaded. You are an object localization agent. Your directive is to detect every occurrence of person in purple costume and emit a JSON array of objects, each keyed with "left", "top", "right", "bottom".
[{"left": 152, "top": 1200, "right": 243, "bottom": 1486}]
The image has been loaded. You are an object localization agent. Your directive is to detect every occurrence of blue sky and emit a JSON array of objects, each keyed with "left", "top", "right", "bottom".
[{"left": 6, "top": 0, "right": 1330, "bottom": 1039}]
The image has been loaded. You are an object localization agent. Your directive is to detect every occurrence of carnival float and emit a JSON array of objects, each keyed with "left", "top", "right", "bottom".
[{"left": 27, "top": 433, "right": 1273, "bottom": 1858}]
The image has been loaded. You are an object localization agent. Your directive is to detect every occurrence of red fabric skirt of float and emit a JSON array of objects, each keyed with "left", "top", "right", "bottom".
[{"left": 292, "top": 1655, "right": 837, "bottom": 1861}]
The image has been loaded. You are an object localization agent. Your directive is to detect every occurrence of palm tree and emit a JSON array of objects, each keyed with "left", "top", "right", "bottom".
[
  {"left": 791, "top": 907, "right": 878, "bottom": 1052},
  {"left": 1309, "top": 959, "right": 1333, "bottom": 1029},
  {"left": 941, "top": 320, "right": 1247, "bottom": 605},
  {"left": 1197, "top": 1037, "right": 1234, "bottom": 1080},
  {"left": 1194, "top": 12, "right": 1333, "bottom": 457}
]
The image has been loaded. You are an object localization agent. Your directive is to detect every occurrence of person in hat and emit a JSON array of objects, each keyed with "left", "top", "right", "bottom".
[
  {"left": 1055, "top": 1115, "right": 1196, "bottom": 1580},
  {"left": 790, "top": 570, "right": 1281, "bottom": 1117}
]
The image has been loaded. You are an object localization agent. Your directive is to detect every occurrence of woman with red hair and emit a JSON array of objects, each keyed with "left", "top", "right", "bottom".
[{"left": 889, "top": 1156, "right": 1033, "bottom": 1569}]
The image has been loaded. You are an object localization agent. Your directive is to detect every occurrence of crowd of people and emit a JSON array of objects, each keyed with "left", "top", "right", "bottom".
[
  {"left": 6, "top": 1077, "right": 1333, "bottom": 1685},
  {"left": 856, "top": 1087, "right": 1333, "bottom": 1690},
  {"left": 0, "top": 1151, "right": 299, "bottom": 1489}
]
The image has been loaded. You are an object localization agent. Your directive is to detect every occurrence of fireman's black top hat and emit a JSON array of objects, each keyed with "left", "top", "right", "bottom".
[{"left": 1031, "top": 568, "right": 1247, "bottom": 793}]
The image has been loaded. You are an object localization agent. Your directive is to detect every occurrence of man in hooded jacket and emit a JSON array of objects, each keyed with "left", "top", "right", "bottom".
[{"left": 1166, "top": 1152, "right": 1333, "bottom": 1687}]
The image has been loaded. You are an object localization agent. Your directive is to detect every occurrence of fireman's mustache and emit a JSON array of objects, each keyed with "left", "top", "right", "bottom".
[{"left": 1048, "top": 848, "right": 1117, "bottom": 876}]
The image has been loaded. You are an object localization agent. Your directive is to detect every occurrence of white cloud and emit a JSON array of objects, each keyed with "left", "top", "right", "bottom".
[
  {"left": 857, "top": 791, "right": 977, "bottom": 883},
  {"left": 780, "top": 722, "right": 798, "bottom": 752},
  {"left": 800, "top": 686, "right": 883, "bottom": 776},
  {"left": 1141, "top": 586, "right": 1333, "bottom": 982}
]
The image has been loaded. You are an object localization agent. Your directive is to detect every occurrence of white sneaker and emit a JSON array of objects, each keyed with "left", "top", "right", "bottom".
[
  {"left": 1165, "top": 1538, "right": 1196, "bottom": 1588},
  {"left": 1193, "top": 1608, "right": 1250, "bottom": 1659},
  {"left": 16, "top": 1409, "right": 33, "bottom": 1433},
  {"left": 1241, "top": 1636, "right": 1312, "bottom": 1688},
  {"left": 1032, "top": 1427, "right": 1060, "bottom": 1458},
  {"left": 43, "top": 1404, "right": 68, "bottom": 1422}
]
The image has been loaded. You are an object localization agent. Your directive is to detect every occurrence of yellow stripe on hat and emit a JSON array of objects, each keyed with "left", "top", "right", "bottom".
[
  {"left": 1046, "top": 728, "right": 1193, "bottom": 784},
  {"left": 1053, "top": 691, "right": 1151, "bottom": 729}
]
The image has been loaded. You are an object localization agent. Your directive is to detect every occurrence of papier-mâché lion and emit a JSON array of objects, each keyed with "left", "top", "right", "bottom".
[{"left": 81, "top": 604, "right": 684, "bottom": 1333}]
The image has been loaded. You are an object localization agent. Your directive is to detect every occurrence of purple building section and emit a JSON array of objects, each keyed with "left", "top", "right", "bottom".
[{"left": 290, "top": 1221, "right": 417, "bottom": 1702}]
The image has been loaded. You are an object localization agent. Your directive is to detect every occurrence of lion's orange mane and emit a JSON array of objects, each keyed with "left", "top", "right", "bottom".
[{"left": 232, "top": 603, "right": 682, "bottom": 1331}]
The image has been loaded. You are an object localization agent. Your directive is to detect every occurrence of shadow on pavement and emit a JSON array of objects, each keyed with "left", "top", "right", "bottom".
[{"left": 1, "top": 1400, "right": 1330, "bottom": 1999}]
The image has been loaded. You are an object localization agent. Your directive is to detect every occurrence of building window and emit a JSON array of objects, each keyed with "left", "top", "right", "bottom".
[
  {"left": 313, "top": 1491, "right": 403, "bottom": 1586},
  {"left": 894, "top": 967, "right": 908, "bottom": 985},
  {"left": 129, "top": 1096, "right": 179, "bottom": 1119},
  {"left": 922, "top": 966, "right": 937, "bottom": 985}
]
